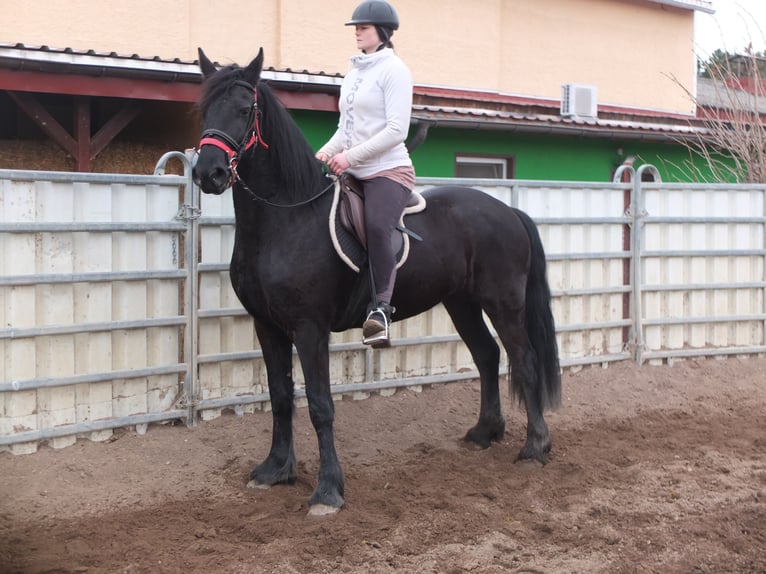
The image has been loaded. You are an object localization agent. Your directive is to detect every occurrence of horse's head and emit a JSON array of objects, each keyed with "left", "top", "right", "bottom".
[{"left": 192, "top": 48, "right": 266, "bottom": 195}]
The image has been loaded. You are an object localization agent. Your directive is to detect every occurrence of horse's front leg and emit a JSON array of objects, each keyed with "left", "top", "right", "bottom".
[
  {"left": 293, "top": 325, "right": 344, "bottom": 515},
  {"left": 248, "top": 320, "right": 297, "bottom": 488}
]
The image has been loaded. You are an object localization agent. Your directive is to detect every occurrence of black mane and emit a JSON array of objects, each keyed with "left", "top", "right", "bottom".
[{"left": 199, "top": 65, "right": 325, "bottom": 201}]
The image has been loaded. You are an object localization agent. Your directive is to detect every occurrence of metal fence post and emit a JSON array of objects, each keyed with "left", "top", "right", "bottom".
[
  {"left": 614, "top": 164, "right": 643, "bottom": 365},
  {"left": 762, "top": 184, "right": 766, "bottom": 351},
  {"left": 630, "top": 171, "right": 645, "bottom": 366},
  {"left": 631, "top": 165, "right": 661, "bottom": 365},
  {"left": 154, "top": 150, "right": 200, "bottom": 426}
]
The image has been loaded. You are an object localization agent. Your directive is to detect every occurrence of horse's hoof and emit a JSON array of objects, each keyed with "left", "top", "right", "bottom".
[
  {"left": 515, "top": 456, "right": 547, "bottom": 468},
  {"left": 515, "top": 446, "right": 549, "bottom": 466},
  {"left": 249, "top": 460, "right": 297, "bottom": 487},
  {"left": 464, "top": 420, "right": 505, "bottom": 449},
  {"left": 307, "top": 503, "right": 342, "bottom": 517},
  {"left": 247, "top": 480, "right": 272, "bottom": 490}
]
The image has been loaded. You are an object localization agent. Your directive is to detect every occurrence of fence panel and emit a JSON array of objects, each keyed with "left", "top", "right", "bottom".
[
  {"left": 518, "top": 180, "right": 632, "bottom": 366},
  {"left": 2, "top": 161, "right": 765, "bottom": 451},
  {"left": 423, "top": 178, "right": 633, "bottom": 369},
  {"left": 0, "top": 169, "right": 190, "bottom": 453},
  {"left": 192, "top": 176, "right": 642, "bottom": 424},
  {"left": 638, "top": 182, "right": 766, "bottom": 362}
]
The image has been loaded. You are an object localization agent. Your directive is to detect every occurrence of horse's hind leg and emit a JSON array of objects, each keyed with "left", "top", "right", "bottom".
[
  {"left": 490, "top": 309, "right": 552, "bottom": 464},
  {"left": 248, "top": 321, "right": 297, "bottom": 487},
  {"left": 444, "top": 294, "right": 505, "bottom": 448}
]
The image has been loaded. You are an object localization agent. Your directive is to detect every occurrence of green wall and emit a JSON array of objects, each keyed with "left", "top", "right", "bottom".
[
  {"left": 290, "top": 109, "right": 339, "bottom": 152},
  {"left": 290, "top": 110, "right": 716, "bottom": 183}
]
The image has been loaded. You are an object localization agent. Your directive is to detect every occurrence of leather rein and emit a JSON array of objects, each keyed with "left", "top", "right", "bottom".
[{"left": 197, "top": 80, "right": 334, "bottom": 208}]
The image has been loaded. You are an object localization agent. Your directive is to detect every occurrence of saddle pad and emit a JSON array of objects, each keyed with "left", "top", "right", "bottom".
[{"left": 328, "top": 179, "right": 426, "bottom": 273}]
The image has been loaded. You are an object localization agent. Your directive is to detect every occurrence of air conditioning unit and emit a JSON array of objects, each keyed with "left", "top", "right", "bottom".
[{"left": 561, "top": 83, "right": 598, "bottom": 119}]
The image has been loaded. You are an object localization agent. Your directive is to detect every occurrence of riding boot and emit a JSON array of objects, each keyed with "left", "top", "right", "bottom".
[{"left": 362, "top": 302, "right": 395, "bottom": 348}]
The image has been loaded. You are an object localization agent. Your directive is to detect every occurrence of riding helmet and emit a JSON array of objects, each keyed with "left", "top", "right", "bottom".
[{"left": 346, "top": 0, "right": 400, "bottom": 30}]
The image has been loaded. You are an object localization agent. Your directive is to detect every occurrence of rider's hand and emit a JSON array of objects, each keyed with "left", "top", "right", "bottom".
[
  {"left": 315, "top": 151, "right": 329, "bottom": 163},
  {"left": 328, "top": 152, "right": 350, "bottom": 175}
]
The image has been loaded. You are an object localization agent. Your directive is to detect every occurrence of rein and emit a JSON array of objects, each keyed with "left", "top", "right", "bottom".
[
  {"left": 198, "top": 79, "right": 333, "bottom": 208},
  {"left": 236, "top": 175, "right": 336, "bottom": 208}
]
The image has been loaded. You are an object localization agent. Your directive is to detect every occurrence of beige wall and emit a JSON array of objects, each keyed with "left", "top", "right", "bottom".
[
  {"left": 3, "top": 0, "right": 696, "bottom": 114},
  {"left": 500, "top": 0, "right": 696, "bottom": 113}
]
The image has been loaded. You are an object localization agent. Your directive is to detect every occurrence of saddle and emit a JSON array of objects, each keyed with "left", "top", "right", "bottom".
[
  {"left": 337, "top": 173, "right": 422, "bottom": 248},
  {"left": 329, "top": 174, "right": 426, "bottom": 273}
]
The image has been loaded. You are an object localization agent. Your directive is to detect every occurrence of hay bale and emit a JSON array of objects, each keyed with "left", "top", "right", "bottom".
[{"left": 0, "top": 140, "right": 186, "bottom": 175}]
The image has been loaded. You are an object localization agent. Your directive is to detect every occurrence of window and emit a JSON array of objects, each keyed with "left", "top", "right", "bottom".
[{"left": 454, "top": 155, "right": 514, "bottom": 179}]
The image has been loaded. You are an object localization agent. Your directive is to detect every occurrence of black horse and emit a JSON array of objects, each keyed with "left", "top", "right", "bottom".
[{"left": 192, "top": 48, "right": 561, "bottom": 515}]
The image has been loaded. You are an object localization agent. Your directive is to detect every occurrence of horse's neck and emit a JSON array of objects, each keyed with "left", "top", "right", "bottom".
[
  {"left": 243, "top": 145, "right": 329, "bottom": 198},
  {"left": 231, "top": 168, "right": 332, "bottom": 230}
]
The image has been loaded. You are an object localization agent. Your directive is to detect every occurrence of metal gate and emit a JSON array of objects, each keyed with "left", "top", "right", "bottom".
[
  {"left": 1, "top": 155, "right": 764, "bottom": 453},
  {"left": 0, "top": 152, "right": 197, "bottom": 453}
]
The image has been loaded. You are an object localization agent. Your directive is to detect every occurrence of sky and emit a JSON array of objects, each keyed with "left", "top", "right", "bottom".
[{"left": 695, "top": 0, "right": 766, "bottom": 57}]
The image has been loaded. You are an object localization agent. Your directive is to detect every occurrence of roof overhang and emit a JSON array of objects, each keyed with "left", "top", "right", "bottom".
[
  {"left": 410, "top": 106, "right": 708, "bottom": 143},
  {"left": 0, "top": 43, "right": 342, "bottom": 111},
  {"left": 647, "top": 0, "right": 714, "bottom": 13},
  {"left": 411, "top": 85, "right": 709, "bottom": 142}
]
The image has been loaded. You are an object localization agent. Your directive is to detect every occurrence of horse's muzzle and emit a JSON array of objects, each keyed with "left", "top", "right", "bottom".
[{"left": 192, "top": 154, "right": 230, "bottom": 195}]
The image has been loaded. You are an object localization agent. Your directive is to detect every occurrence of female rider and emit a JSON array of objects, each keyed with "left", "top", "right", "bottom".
[{"left": 316, "top": 0, "right": 415, "bottom": 347}]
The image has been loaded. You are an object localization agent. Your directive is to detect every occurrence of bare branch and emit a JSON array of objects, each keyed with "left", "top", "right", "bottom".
[{"left": 672, "top": 53, "right": 766, "bottom": 183}]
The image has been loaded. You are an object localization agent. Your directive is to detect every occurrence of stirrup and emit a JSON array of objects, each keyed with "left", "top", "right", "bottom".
[{"left": 362, "top": 306, "right": 393, "bottom": 348}]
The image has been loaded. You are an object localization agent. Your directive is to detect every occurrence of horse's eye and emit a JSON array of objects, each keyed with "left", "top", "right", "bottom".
[{"left": 239, "top": 106, "right": 251, "bottom": 117}]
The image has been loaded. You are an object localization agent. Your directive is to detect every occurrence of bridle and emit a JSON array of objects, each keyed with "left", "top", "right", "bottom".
[
  {"left": 197, "top": 79, "right": 334, "bottom": 208},
  {"left": 197, "top": 79, "right": 269, "bottom": 190}
]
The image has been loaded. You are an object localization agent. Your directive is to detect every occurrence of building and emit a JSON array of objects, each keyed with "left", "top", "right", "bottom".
[{"left": 0, "top": 0, "right": 718, "bottom": 180}]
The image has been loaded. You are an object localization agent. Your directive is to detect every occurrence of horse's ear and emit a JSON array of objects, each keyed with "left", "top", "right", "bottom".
[
  {"left": 244, "top": 48, "right": 264, "bottom": 85},
  {"left": 198, "top": 48, "right": 217, "bottom": 78}
]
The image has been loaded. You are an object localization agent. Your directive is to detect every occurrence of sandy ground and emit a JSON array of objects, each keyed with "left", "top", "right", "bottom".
[{"left": 1, "top": 356, "right": 765, "bottom": 574}]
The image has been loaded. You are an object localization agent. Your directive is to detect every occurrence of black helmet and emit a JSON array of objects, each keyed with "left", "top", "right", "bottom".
[{"left": 345, "top": 0, "right": 400, "bottom": 30}]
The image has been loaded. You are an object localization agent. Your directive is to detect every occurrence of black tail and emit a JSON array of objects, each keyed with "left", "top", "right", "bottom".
[{"left": 513, "top": 208, "right": 562, "bottom": 410}]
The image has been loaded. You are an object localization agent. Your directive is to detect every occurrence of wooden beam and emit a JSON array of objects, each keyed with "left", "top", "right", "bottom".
[
  {"left": 272, "top": 90, "right": 339, "bottom": 112},
  {"left": 7, "top": 92, "right": 145, "bottom": 172},
  {"left": 0, "top": 68, "right": 201, "bottom": 102},
  {"left": 91, "top": 101, "right": 141, "bottom": 159},
  {"left": 0, "top": 68, "right": 340, "bottom": 110},
  {"left": 7, "top": 91, "right": 77, "bottom": 157},
  {"left": 74, "top": 96, "right": 91, "bottom": 171}
]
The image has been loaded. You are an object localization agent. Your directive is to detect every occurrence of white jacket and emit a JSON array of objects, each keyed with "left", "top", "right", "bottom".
[{"left": 319, "top": 48, "right": 413, "bottom": 178}]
